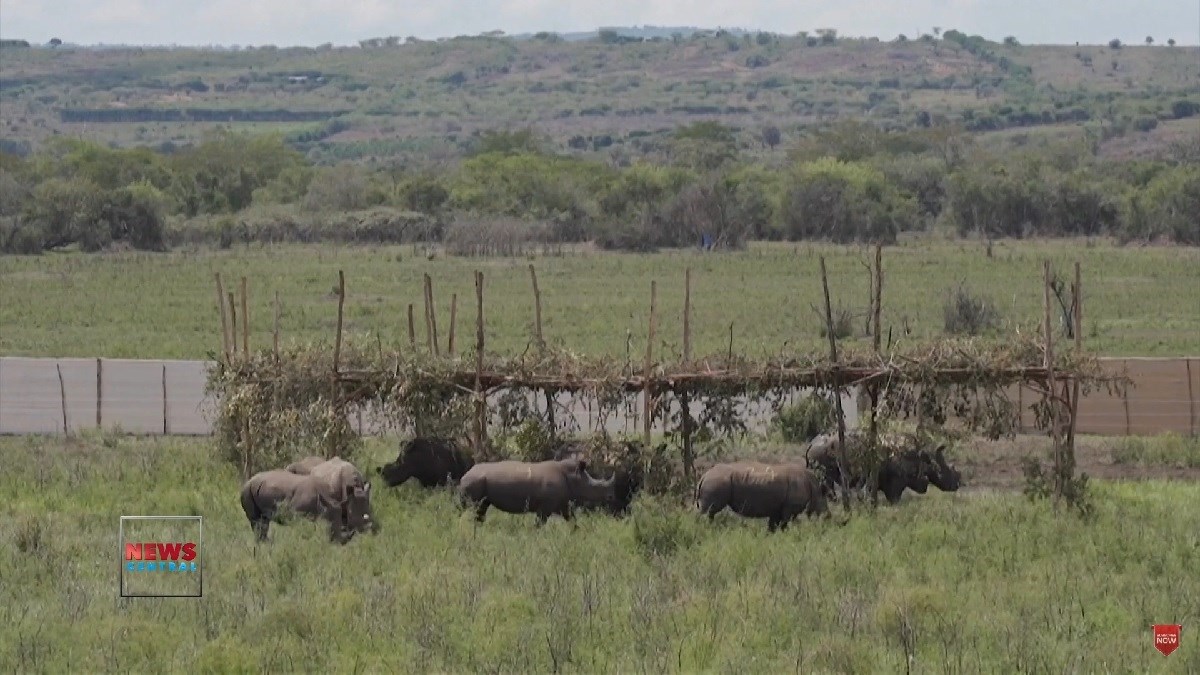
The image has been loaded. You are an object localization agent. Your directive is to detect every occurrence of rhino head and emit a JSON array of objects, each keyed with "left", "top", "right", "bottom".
[
  {"left": 344, "top": 481, "right": 378, "bottom": 535},
  {"left": 924, "top": 445, "right": 962, "bottom": 492},
  {"left": 564, "top": 459, "right": 618, "bottom": 509}
]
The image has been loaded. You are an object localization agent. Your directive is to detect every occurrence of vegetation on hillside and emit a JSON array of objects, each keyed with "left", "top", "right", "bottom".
[
  {"left": 1, "top": 120, "right": 1197, "bottom": 254},
  {"left": 1, "top": 29, "right": 1197, "bottom": 253}
]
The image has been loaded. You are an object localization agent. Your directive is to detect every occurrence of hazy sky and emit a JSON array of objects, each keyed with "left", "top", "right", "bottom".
[{"left": 1, "top": 0, "right": 1197, "bottom": 47}]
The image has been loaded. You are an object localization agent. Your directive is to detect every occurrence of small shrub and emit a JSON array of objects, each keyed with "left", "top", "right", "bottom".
[
  {"left": 773, "top": 394, "right": 836, "bottom": 443},
  {"left": 1022, "top": 456, "right": 1094, "bottom": 518},
  {"left": 818, "top": 306, "right": 855, "bottom": 340},
  {"left": 942, "top": 284, "right": 1001, "bottom": 335},
  {"left": 15, "top": 515, "right": 46, "bottom": 553},
  {"left": 508, "top": 419, "right": 557, "bottom": 462},
  {"left": 630, "top": 494, "right": 699, "bottom": 558}
]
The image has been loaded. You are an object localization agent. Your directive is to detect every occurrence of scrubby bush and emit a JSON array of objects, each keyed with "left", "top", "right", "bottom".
[
  {"left": 772, "top": 394, "right": 837, "bottom": 443},
  {"left": 943, "top": 284, "right": 1002, "bottom": 336},
  {"left": 442, "top": 217, "right": 551, "bottom": 257},
  {"left": 780, "top": 158, "right": 917, "bottom": 243}
]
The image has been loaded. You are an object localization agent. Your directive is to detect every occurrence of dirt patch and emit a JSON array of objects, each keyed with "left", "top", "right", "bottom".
[{"left": 956, "top": 434, "right": 1200, "bottom": 491}]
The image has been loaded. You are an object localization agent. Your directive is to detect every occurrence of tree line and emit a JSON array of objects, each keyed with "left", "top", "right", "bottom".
[{"left": 1, "top": 122, "right": 1197, "bottom": 255}]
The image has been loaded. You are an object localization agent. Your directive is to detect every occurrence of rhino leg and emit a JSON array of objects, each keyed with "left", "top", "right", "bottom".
[
  {"left": 251, "top": 519, "right": 270, "bottom": 541},
  {"left": 474, "top": 501, "right": 490, "bottom": 522}
]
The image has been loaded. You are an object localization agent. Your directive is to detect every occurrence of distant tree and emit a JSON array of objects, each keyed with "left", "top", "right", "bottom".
[
  {"left": 761, "top": 125, "right": 782, "bottom": 149},
  {"left": 1003, "top": 36, "right": 1019, "bottom": 46},
  {"left": 598, "top": 29, "right": 621, "bottom": 44},
  {"left": 1145, "top": 36, "right": 1154, "bottom": 46},
  {"left": 48, "top": 37, "right": 62, "bottom": 47},
  {"left": 1108, "top": 38, "right": 1122, "bottom": 49},
  {"left": 473, "top": 128, "right": 542, "bottom": 156},
  {"left": 896, "top": 34, "right": 908, "bottom": 43},
  {"left": 932, "top": 27, "right": 942, "bottom": 37},
  {"left": 1168, "top": 38, "right": 1176, "bottom": 46},
  {"left": 815, "top": 28, "right": 837, "bottom": 45}
]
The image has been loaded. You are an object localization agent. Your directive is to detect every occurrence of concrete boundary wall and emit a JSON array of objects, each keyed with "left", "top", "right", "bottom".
[{"left": 0, "top": 356, "right": 1195, "bottom": 437}]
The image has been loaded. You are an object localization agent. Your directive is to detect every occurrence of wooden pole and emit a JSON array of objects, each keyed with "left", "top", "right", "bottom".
[
  {"left": 681, "top": 268, "right": 695, "bottom": 480},
  {"left": 273, "top": 290, "right": 281, "bottom": 361},
  {"left": 407, "top": 304, "right": 416, "bottom": 348},
  {"left": 56, "top": 363, "right": 69, "bottom": 437},
  {"left": 1065, "top": 261, "right": 1082, "bottom": 470},
  {"left": 473, "top": 271, "right": 487, "bottom": 453},
  {"left": 643, "top": 280, "right": 657, "bottom": 449},
  {"left": 428, "top": 275, "right": 440, "bottom": 357},
  {"left": 1042, "top": 260, "right": 1062, "bottom": 502},
  {"left": 162, "top": 365, "right": 169, "bottom": 435},
  {"left": 334, "top": 270, "right": 345, "bottom": 372},
  {"left": 1017, "top": 384, "right": 1024, "bottom": 433},
  {"left": 819, "top": 257, "right": 852, "bottom": 513},
  {"left": 95, "top": 358, "right": 102, "bottom": 429},
  {"left": 1188, "top": 358, "right": 1197, "bottom": 437},
  {"left": 227, "top": 292, "right": 238, "bottom": 360},
  {"left": 1123, "top": 359, "right": 1132, "bottom": 435},
  {"left": 240, "top": 276, "right": 249, "bottom": 357},
  {"left": 423, "top": 274, "right": 436, "bottom": 356},
  {"left": 214, "top": 273, "right": 231, "bottom": 361},
  {"left": 448, "top": 293, "right": 458, "bottom": 355},
  {"left": 527, "top": 265, "right": 553, "bottom": 432},
  {"left": 867, "top": 243, "right": 884, "bottom": 507},
  {"left": 529, "top": 264, "right": 544, "bottom": 347}
]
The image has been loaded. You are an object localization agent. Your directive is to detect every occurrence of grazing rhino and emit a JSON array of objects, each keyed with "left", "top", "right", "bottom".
[
  {"left": 695, "top": 461, "right": 829, "bottom": 532},
  {"left": 806, "top": 433, "right": 960, "bottom": 504},
  {"left": 240, "top": 469, "right": 375, "bottom": 544},
  {"left": 457, "top": 458, "right": 617, "bottom": 525},
  {"left": 378, "top": 437, "right": 475, "bottom": 488}
]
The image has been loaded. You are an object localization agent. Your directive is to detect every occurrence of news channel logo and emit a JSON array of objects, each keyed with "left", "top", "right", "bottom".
[{"left": 118, "top": 516, "right": 203, "bottom": 598}]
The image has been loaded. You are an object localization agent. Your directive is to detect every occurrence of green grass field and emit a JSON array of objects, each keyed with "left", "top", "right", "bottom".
[
  {"left": 1, "top": 434, "right": 1197, "bottom": 672},
  {"left": 1, "top": 239, "right": 1197, "bottom": 360}
]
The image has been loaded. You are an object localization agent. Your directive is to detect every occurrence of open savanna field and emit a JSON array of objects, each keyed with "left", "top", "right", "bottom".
[
  {"left": 4, "top": 237, "right": 1199, "bottom": 673},
  {"left": 2, "top": 238, "right": 1198, "bottom": 360},
  {"left": 2, "top": 434, "right": 1199, "bottom": 673}
]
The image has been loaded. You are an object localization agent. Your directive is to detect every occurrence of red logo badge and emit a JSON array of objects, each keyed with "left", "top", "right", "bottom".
[{"left": 1153, "top": 624, "right": 1182, "bottom": 657}]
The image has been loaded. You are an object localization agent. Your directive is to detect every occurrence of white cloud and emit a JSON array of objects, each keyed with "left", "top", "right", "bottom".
[{"left": 1, "top": 0, "right": 1196, "bottom": 46}]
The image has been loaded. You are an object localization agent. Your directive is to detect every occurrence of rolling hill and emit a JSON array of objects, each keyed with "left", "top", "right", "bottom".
[{"left": 1, "top": 28, "right": 1197, "bottom": 166}]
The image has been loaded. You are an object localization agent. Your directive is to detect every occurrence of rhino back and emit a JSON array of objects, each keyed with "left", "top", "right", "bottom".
[
  {"left": 285, "top": 456, "right": 326, "bottom": 475},
  {"left": 310, "top": 458, "right": 365, "bottom": 495},
  {"left": 467, "top": 461, "right": 566, "bottom": 512},
  {"left": 246, "top": 470, "right": 326, "bottom": 517}
]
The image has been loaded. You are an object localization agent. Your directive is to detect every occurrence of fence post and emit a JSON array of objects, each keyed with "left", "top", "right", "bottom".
[
  {"left": 56, "top": 363, "right": 69, "bottom": 437},
  {"left": 96, "top": 358, "right": 103, "bottom": 429},
  {"left": 1187, "top": 358, "right": 1196, "bottom": 437},
  {"left": 162, "top": 365, "right": 169, "bottom": 435},
  {"left": 642, "top": 280, "right": 657, "bottom": 450},
  {"left": 1123, "top": 359, "right": 1132, "bottom": 435}
]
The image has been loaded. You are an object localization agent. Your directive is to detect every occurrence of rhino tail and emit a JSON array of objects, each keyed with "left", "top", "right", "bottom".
[{"left": 240, "top": 480, "right": 262, "bottom": 523}]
